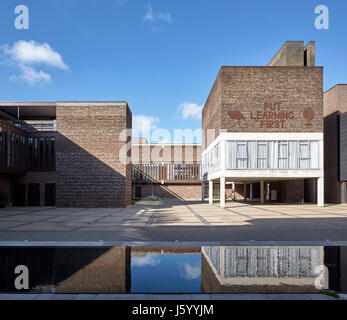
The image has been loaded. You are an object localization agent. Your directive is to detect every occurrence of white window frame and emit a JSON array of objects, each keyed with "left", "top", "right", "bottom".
[
  {"left": 257, "top": 141, "right": 268, "bottom": 169},
  {"left": 299, "top": 140, "right": 311, "bottom": 169},
  {"left": 278, "top": 141, "right": 289, "bottom": 169},
  {"left": 236, "top": 141, "right": 248, "bottom": 169}
]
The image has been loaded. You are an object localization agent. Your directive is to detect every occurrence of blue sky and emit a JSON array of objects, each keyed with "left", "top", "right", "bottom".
[{"left": 0, "top": 0, "right": 346, "bottom": 142}]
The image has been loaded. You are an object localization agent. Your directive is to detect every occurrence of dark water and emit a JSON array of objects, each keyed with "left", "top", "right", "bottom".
[{"left": 0, "top": 246, "right": 345, "bottom": 294}]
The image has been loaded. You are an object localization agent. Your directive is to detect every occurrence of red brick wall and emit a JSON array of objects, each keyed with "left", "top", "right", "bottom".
[
  {"left": 202, "top": 66, "right": 323, "bottom": 150},
  {"left": 286, "top": 180, "right": 305, "bottom": 203},
  {"left": 324, "top": 85, "right": 347, "bottom": 203},
  {"left": 138, "top": 183, "right": 201, "bottom": 200},
  {"left": 56, "top": 103, "right": 132, "bottom": 207},
  {"left": 202, "top": 70, "right": 223, "bottom": 150}
]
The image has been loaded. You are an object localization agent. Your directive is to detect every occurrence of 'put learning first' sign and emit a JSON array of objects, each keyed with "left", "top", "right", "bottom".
[{"left": 227, "top": 101, "right": 315, "bottom": 129}]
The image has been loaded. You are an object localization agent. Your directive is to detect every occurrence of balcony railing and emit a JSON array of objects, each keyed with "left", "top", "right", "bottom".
[
  {"left": 0, "top": 119, "right": 56, "bottom": 173},
  {"left": 132, "top": 163, "right": 201, "bottom": 184}
]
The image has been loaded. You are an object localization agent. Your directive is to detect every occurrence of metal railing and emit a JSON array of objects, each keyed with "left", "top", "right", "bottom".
[{"left": 132, "top": 163, "right": 201, "bottom": 183}]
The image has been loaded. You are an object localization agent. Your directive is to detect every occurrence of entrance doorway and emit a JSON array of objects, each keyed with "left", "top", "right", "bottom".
[
  {"left": 28, "top": 183, "right": 40, "bottom": 206},
  {"left": 13, "top": 184, "right": 25, "bottom": 206},
  {"left": 45, "top": 183, "right": 56, "bottom": 206}
]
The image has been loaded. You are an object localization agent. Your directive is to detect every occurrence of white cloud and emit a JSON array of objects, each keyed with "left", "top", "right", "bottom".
[
  {"left": 158, "top": 12, "right": 172, "bottom": 23},
  {"left": 177, "top": 102, "right": 203, "bottom": 120},
  {"left": 179, "top": 262, "right": 201, "bottom": 281},
  {"left": 133, "top": 114, "right": 160, "bottom": 139},
  {"left": 143, "top": 3, "right": 172, "bottom": 24},
  {"left": 1, "top": 40, "right": 68, "bottom": 85},
  {"left": 3, "top": 40, "right": 68, "bottom": 70},
  {"left": 132, "top": 255, "right": 160, "bottom": 267},
  {"left": 10, "top": 65, "right": 51, "bottom": 85},
  {"left": 143, "top": 4, "right": 154, "bottom": 21}
]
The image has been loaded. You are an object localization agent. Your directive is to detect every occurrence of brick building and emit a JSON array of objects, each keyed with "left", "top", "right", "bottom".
[
  {"left": 202, "top": 41, "right": 324, "bottom": 206},
  {"left": 0, "top": 41, "right": 345, "bottom": 208},
  {"left": 201, "top": 246, "right": 324, "bottom": 293},
  {"left": 131, "top": 138, "right": 202, "bottom": 200},
  {"left": 324, "top": 84, "right": 347, "bottom": 203},
  {"left": 0, "top": 101, "right": 132, "bottom": 207}
]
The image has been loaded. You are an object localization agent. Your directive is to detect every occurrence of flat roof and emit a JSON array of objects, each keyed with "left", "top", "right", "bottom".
[
  {"left": 0, "top": 101, "right": 128, "bottom": 120},
  {"left": 324, "top": 84, "right": 347, "bottom": 94}
]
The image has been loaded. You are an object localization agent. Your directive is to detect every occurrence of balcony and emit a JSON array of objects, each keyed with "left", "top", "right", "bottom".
[
  {"left": 202, "top": 132, "right": 324, "bottom": 181},
  {"left": 0, "top": 117, "right": 56, "bottom": 174},
  {"left": 132, "top": 163, "right": 201, "bottom": 184}
]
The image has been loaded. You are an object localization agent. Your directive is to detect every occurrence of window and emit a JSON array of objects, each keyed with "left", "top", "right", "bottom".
[
  {"left": 236, "top": 141, "right": 248, "bottom": 169},
  {"left": 211, "top": 139, "right": 320, "bottom": 172},
  {"left": 257, "top": 141, "right": 267, "bottom": 169},
  {"left": 278, "top": 141, "right": 288, "bottom": 169},
  {"left": 299, "top": 141, "right": 310, "bottom": 169},
  {"left": 310, "top": 141, "right": 319, "bottom": 169},
  {"left": 209, "top": 143, "right": 220, "bottom": 173}
]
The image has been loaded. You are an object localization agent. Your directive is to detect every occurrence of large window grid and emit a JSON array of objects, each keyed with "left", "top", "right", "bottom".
[{"left": 202, "top": 140, "right": 321, "bottom": 172}]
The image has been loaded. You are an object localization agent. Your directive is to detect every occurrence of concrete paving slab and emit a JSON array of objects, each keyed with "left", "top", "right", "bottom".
[
  {"left": 9, "top": 222, "right": 76, "bottom": 231},
  {"left": 1, "top": 201, "right": 347, "bottom": 241}
]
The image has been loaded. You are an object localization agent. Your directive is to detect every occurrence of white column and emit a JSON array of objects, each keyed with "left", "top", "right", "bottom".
[
  {"left": 244, "top": 183, "right": 247, "bottom": 202},
  {"left": 220, "top": 177, "right": 225, "bottom": 208},
  {"left": 317, "top": 177, "right": 324, "bottom": 207},
  {"left": 250, "top": 183, "right": 253, "bottom": 200},
  {"left": 209, "top": 180, "right": 213, "bottom": 205},
  {"left": 232, "top": 182, "right": 235, "bottom": 201},
  {"left": 201, "top": 182, "right": 205, "bottom": 201},
  {"left": 260, "top": 180, "right": 264, "bottom": 204}
]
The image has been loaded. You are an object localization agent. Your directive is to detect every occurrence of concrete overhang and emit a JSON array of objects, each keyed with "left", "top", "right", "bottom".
[
  {"left": 0, "top": 101, "right": 56, "bottom": 120},
  {"left": 0, "top": 101, "right": 129, "bottom": 120}
]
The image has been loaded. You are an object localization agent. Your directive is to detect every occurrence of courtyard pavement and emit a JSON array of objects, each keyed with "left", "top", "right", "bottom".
[{"left": 0, "top": 199, "right": 347, "bottom": 242}]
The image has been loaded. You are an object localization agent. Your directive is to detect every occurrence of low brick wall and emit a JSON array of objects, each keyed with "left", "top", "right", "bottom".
[{"left": 135, "top": 183, "right": 202, "bottom": 200}]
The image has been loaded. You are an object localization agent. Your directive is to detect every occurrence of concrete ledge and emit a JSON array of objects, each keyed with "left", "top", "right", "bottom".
[
  {"left": 0, "top": 294, "right": 340, "bottom": 300},
  {"left": 1, "top": 241, "right": 347, "bottom": 247}
]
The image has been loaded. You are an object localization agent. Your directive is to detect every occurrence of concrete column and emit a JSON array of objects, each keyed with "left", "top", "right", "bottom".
[
  {"left": 250, "top": 183, "right": 253, "bottom": 200},
  {"left": 260, "top": 180, "right": 264, "bottom": 204},
  {"left": 209, "top": 180, "right": 213, "bottom": 205},
  {"left": 220, "top": 177, "right": 225, "bottom": 208},
  {"left": 317, "top": 177, "right": 324, "bottom": 207},
  {"left": 244, "top": 183, "right": 247, "bottom": 202},
  {"left": 201, "top": 182, "right": 205, "bottom": 201},
  {"left": 232, "top": 182, "right": 235, "bottom": 201}
]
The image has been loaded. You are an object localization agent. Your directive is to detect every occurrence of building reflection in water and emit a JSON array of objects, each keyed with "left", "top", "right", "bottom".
[
  {"left": 201, "top": 246, "right": 326, "bottom": 293},
  {"left": 0, "top": 246, "right": 346, "bottom": 294},
  {"left": 0, "top": 247, "right": 131, "bottom": 293}
]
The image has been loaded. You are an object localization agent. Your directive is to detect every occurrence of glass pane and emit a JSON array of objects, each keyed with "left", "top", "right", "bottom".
[
  {"left": 299, "top": 143, "right": 309, "bottom": 158},
  {"left": 299, "top": 159, "right": 310, "bottom": 169}
]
